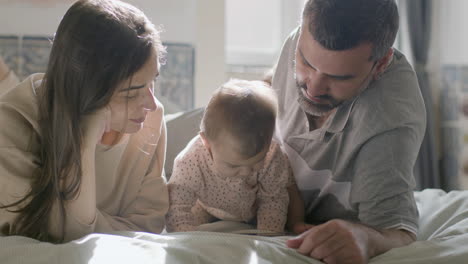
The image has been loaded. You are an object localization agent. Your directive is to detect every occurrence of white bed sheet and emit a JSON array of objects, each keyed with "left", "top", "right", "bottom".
[{"left": 0, "top": 189, "right": 467, "bottom": 264}]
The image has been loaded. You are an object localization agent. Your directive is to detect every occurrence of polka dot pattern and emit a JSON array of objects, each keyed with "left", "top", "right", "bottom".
[{"left": 166, "top": 136, "right": 294, "bottom": 232}]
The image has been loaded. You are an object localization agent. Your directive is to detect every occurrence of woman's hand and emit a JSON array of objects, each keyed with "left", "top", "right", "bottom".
[
  {"left": 59, "top": 108, "right": 112, "bottom": 230},
  {"left": 82, "top": 107, "right": 112, "bottom": 145}
]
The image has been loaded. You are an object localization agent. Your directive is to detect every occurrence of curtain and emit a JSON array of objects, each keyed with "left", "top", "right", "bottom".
[{"left": 406, "top": 0, "right": 441, "bottom": 189}]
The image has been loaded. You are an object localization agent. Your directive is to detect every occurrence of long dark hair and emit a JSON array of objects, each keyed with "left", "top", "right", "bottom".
[{"left": 1, "top": 0, "right": 164, "bottom": 242}]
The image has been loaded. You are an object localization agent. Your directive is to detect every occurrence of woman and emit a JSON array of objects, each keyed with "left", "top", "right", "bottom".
[{"left": 0, "top": 0, "right": 168, "bottom": 242}]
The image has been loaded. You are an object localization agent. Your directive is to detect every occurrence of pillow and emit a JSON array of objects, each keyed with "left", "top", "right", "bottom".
[{"left": 164, "top": 107, "right": 204, "bottom": 179}]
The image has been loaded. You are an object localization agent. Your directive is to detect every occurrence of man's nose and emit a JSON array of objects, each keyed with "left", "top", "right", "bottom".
[{"left": 306, "top": 71, "right": 329, "bottom": 96}]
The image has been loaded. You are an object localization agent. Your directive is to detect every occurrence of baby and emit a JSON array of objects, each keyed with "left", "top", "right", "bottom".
[{"left": 166, "top": 79, "right": 297, "bottom": 232}]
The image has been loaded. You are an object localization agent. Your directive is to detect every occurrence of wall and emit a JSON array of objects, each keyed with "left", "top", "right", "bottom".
[
  {"left": 0, "top": 0, "right": 196, "bottom": 43},
  {"left": 439, "top": 0, "right": 468, "bottom": 65},
  {"left": 194, "top": 0, "right": 225, "bottom": 108},
  {"left": 225, "top": 0, "right": 304, "bottom": 82},
  {"left": 0, "top": 0, "right": 225, "bottom": 108}
]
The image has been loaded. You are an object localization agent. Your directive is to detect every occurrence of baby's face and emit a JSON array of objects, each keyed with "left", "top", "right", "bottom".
[{"left": 208, "top": 135, "right": 268, "bottom": 178}]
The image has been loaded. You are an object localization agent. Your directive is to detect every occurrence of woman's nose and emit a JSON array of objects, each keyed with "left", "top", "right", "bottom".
[{"left": 141, "top": 84, "right": 157, "bottom": 111}]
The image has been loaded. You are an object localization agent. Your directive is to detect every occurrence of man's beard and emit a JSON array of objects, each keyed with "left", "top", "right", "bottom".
[{"left": 296, "top": 80, "right": 342, "bottom": 117}]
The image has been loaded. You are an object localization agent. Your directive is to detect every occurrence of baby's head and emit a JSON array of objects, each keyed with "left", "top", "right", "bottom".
[{"left": 200, "top": 79, "right": 277, "bottom": 177}]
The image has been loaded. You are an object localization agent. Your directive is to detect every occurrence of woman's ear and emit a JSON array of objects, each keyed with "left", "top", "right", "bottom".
[{"left": 373, "top": 48, "right": 394, "bottom": 80}]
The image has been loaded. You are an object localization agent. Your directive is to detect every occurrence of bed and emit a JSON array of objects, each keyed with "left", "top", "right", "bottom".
[
  {"left": 1, "top": 111, "right": 468, "bottom": 264},
  {"left": 0, "top": 189, "right": 467, "bottom": 264}
]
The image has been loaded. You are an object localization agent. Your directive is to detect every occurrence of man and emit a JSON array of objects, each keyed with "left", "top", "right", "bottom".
[{"left": 272, "top": 0, "right": 426, "bottom": 263}]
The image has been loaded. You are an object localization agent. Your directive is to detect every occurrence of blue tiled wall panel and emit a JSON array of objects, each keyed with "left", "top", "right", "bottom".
[
  {"left": 156, "top": 43, "right": 195, "bottom": 111},
  {"left": 21, "top": 36, "right": 52, "bottom": 79},
  {"left": 0, "top": 36, "right": 195, "bottom": 111},
  {"left": 0, "top": 35, "right": 20, "bottom": 74}
]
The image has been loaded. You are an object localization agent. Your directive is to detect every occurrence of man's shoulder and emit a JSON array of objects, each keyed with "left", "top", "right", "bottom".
[
  {"left": 350, "top": 55, "right": 425, "bottom": 131},
  {"left": 274, "top": 27, "right": 300, "bottom": 73}
]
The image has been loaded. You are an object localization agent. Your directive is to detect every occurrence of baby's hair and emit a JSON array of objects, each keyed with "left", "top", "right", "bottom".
[{"left": 201, "top": 79, "right": 278, "bottom": 158}]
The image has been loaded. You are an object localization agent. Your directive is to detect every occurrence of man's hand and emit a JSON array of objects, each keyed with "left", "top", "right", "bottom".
[
  {"left": 286, "top": 219, "right": 416, "bottom": 264},
  {"left": 287, "top": 219, "right": 371, "bottom": 264}
]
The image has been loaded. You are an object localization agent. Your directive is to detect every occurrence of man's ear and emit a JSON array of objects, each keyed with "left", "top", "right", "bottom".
[{"left": 373, "top": 48, "right": 394, "bottom": 80}]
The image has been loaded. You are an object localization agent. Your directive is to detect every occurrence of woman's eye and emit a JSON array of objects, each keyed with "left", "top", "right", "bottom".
[{"left": 124, "top": 91, "right": 139, "bottom": 99}]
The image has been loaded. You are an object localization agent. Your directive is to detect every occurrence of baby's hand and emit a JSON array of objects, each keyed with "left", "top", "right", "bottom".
[{"left": 290, "top": 221, "right": 315, "bottom": 234}]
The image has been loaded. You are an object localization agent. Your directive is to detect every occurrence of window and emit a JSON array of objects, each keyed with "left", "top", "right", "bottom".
[{"left": 225, "top": 0, "right": 306, "bottom": 67}]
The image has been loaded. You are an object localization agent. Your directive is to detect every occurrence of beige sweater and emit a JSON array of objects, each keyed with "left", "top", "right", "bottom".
[{"left": 0, "top": 73, "right": 168, "bottom": 241}]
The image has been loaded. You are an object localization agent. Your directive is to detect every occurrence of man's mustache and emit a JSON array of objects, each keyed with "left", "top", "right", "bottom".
[{"left": 297, "top": 82, "right": 333, "bottom": 102}]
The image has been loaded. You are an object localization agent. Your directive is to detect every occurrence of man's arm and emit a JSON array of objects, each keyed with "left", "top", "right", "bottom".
[{"left": 287, "top": 219, "right": 415, "bottom": 264}]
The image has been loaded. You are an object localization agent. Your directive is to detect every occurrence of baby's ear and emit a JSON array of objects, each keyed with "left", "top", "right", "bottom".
[{"left": 199, "top": 132, "right": 211, "bottom": 150}]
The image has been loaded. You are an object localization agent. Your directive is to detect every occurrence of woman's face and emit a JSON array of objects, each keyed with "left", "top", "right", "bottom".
[{"left": 108, "top": 49, "right": 160, "bottom": 134}]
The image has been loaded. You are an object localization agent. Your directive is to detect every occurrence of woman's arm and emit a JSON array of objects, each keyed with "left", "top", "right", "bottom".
[{"left": 49, "top": 109, "right": 108, "bottom": 240}]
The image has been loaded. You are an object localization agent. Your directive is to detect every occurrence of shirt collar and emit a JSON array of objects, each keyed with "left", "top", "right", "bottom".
[
  {"left": 323, "top": 98, "right": 356, "bottom": 134},
  {"left": 289, "top": 96, "right": 356, "bottom": 142}
]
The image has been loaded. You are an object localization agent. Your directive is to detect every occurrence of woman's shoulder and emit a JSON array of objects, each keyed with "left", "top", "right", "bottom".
[
  {"left": 0, "top": 71, "right": 20, "bottom": 95},
  {"left": 0, "top": 73, "right": 43, "bottom": 122},
  {"left": 0, "top": 74, "right": 43, "bottom": 150}
]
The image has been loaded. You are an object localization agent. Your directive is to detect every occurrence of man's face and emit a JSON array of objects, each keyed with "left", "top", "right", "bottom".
[{"left": 294, "top": 23, "right": 377, "bottom": 117}]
